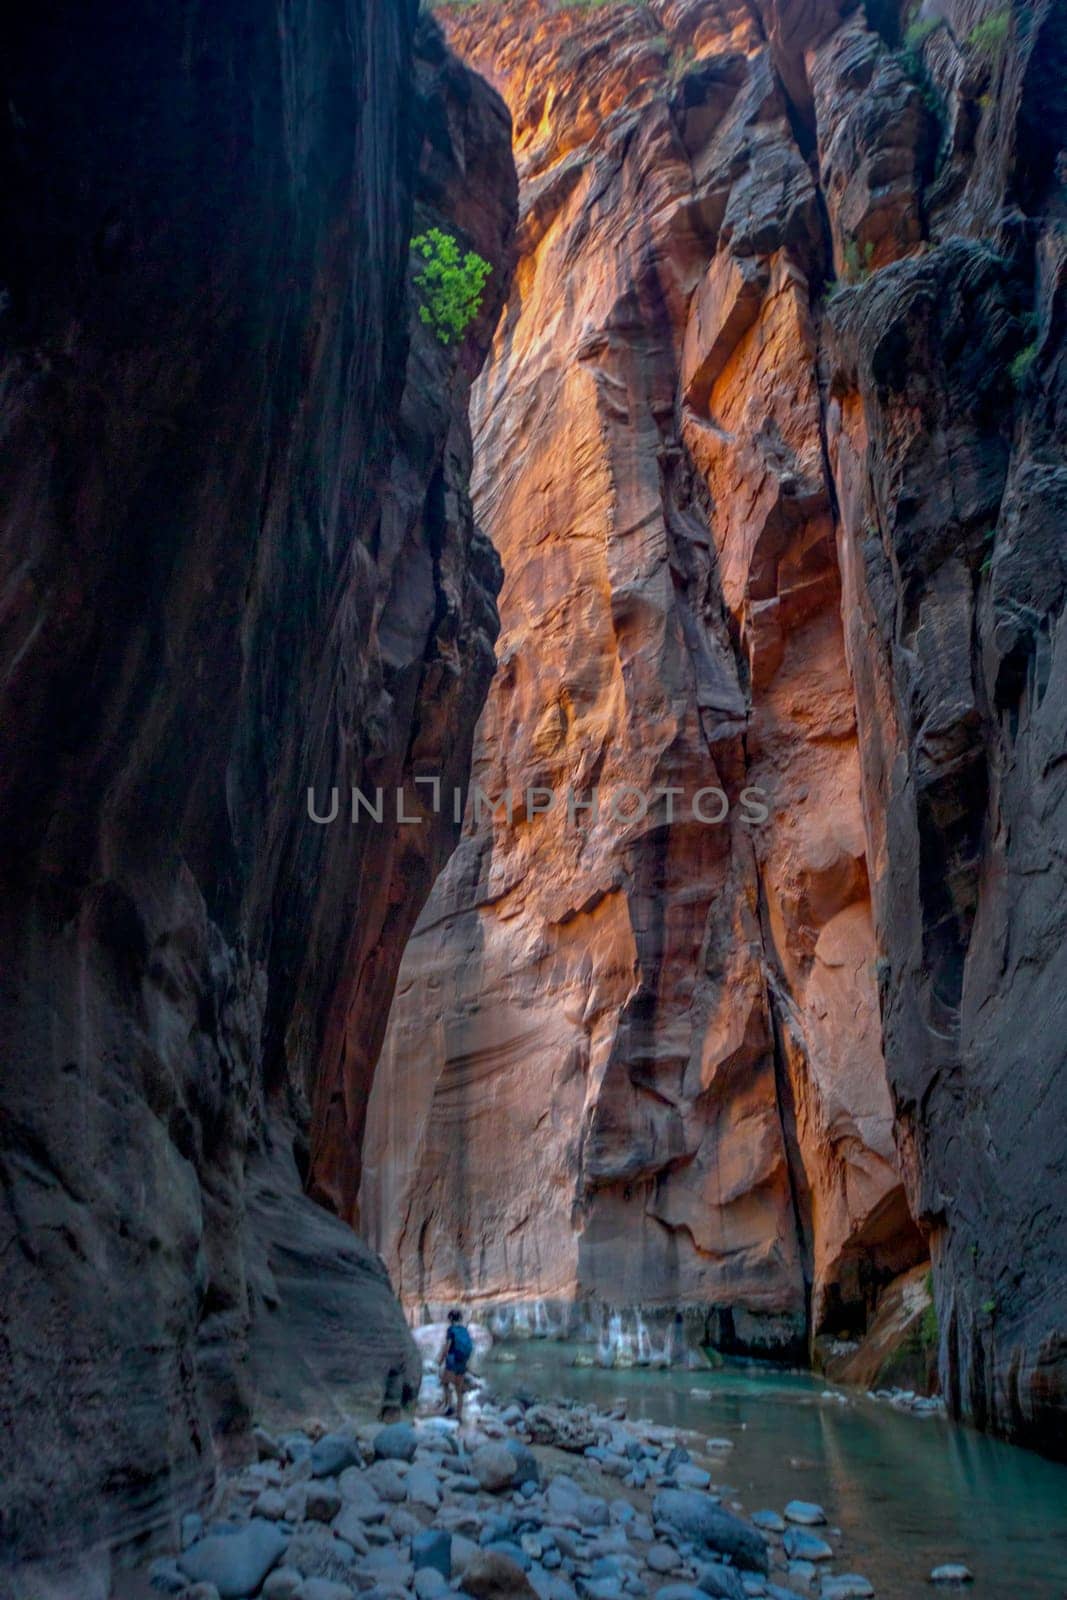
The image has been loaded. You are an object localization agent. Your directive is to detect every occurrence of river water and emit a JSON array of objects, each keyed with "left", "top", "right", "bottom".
[{"left": 484, "top": 1342, "right": 1067, "bottom": 1599}]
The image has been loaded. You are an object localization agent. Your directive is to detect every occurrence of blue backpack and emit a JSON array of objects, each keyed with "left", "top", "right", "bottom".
[{"left": 449, "top": 1324, "right": 473, "bottom": 1365}]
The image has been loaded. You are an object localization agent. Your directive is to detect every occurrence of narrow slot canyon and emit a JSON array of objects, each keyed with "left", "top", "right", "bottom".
[
  {"left": 359, "top": 3, "right": 932, "bottom": 1380},
  {"left": 1, "top": 0, "right": 1065, "bottom": 1597}
]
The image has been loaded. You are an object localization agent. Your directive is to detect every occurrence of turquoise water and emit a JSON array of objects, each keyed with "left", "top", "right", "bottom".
[{"left": 488, "top": 1343, "right": 1067, "bottom": 1599}]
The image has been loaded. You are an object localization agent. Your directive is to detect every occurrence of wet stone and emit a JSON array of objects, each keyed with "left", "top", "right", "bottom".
[
  {"left": 783, "top": 1503, "right": 826, "bottom": 1527},
  {"left": 783, "top": 1529, "right": 832, "bottom": 1563}
]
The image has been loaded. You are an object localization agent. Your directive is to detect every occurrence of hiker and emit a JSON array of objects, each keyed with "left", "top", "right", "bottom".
[{"left": 439, "top": 1308, "right": 473, "bottom": 1420}]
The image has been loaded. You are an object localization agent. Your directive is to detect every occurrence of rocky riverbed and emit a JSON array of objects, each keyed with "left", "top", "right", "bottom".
[{"left": 136, "top": 1372, "right": 928, "bottom": 1600}]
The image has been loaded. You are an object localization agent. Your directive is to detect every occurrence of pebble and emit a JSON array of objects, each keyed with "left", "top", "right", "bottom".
[
  {"left": 252, "top": 1487, "right": 287, "bottom": 1521},
  {"left": 284, "top": 1526, "right": 361, "bottom": 1584},
  {"left": 783, "top": 1527, "right": 833, "bottom": 1562},
  {"left": 414, "top": 1570, "right": 450, "bottom": 1598},
  {"left": 364, "top": 1458, "right": 408, "bottom": 1502},
  {"left": 473, "top": 1440, "right": 521, "bottom": 1491},
  {"left": 821, "top": 1577, "right": 875, "bottom": 1598},
  {"left": 930, "top": 1564, "right": 974, "bottom": 1585},
  {"left": 784, "top": 1501, "right": 827, "bottom": 1526},
  {"left": 693, "top": 1561, "right": 748, "bottom": 1599},
  {"left": 407, "top": 1462, "right": 443, "bottom": 1508},
  {"left": 647, "top": 1542, "right": 683, "bottom": 1573},
  {"left": 311, "top": 1429, "right": 362, "bottom": 1477},
  {"left": 261, "top": 1572, "right": 303, "bottom": 1600},
  {"left": 788, "top": 1558, "right": 817, "bottom": 1583},
  {"left": 463, "top": 1548, "right": 540, "bottom": 1597},
  {"left": 752, "top": 1510, "right": 786, "bottom": 1533},
  {"left": 674, "top": 1463, "right": 713, "bottom": 1489},
  {"left": 338, "top": 1467, "right": 386, "bottom": 1519},
  {"left": 331, "top": 1505, "right": 371, "bottom": 1553},
  {"left": 305, "top": 1482, "right": 342, "bottom": 1522},
  {"left": 299, "top": 1582, "right": 356, "bottom": 1600}
]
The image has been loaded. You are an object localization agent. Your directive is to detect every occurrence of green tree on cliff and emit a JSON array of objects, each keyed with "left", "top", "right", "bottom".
[{"left": 411, "top": 228, "right": 492, "bottom": 345}]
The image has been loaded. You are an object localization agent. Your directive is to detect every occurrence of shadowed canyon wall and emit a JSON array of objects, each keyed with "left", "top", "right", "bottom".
[
  {"left": 363, "top": 0, "right": 1066, "bottom": 1456},
  {"left": 0, "top": 3, "right": 515, "bottom": 1580}
]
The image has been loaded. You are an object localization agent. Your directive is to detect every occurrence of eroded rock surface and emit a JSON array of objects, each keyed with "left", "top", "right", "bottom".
[
  {"left": 0, "top": 1, "right": 515, "bottom": 1577},
  {"left": 364, "top": 0, "right": 1066, "bottom": 1456},
  {"left": 363, "top": 0, "right": 919, "bottom": 1356}
]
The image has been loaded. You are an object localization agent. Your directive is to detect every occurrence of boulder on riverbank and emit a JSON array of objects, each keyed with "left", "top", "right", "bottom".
[{"left": 652, "top": 1489, "right": 769, "bottom": 1573}]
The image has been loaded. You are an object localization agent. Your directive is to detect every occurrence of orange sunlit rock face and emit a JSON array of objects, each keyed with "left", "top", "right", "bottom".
[{"left": 361, "top": 0, "right": 922, "bottom": 1354}]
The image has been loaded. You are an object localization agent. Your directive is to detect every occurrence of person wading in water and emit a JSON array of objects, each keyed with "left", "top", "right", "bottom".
[{"left": 439, "top": 1308, "right": 473, "bottom": 1421}]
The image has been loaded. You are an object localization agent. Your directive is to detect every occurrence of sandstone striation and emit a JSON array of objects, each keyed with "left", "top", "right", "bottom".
[
  {"left": 364, "top": 0, "right": 1066, "bottom": 1458},
  {"left": 0, "top": 2, "right": 515, "bottom": 1579},
  {"left": 819, "top": 0, "right": 1067, "bottom": 1457},
  {"left": 363, "top": 0, "right": 920, "bottom": 1358}
]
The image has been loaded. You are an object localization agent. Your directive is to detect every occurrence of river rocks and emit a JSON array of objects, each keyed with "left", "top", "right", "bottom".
[
  {"left": 648, "top": 1544, "right": 683, "bottom": 1574},
  {"left": 358, "top": 1548, "right": 414, "bottom": 1590},
  {"left": 821, "top": 1577, "right": 875, "bottom": 1598},
  {"left": 305, "top": 1484, "right": 343, "bottom": 1524},
  {"left": 692, "top": 1562, "right": 747, "bottom": 1600},
  {"left": 408, "top": 1464, "right": 444, "bottom": 1509},
  {"left": 262, "top": 1574, "right": 303, "bottom": 1600},
  {"left": 254, "top": 1489, "right": 287, "bottom": 1522},
  {"left": 375, "top": 1423, "right": 420, "bottom": 1463},
  {"left": 752, "top": 1511, "right": 786, "bottom": 1533},
  {"left": 284, "top": 1528, "right": 361, "bottom": 1586},
  {"left": 506, "top": 1439, "right": 541, "bottom": 1487},
  {"left": 311, "top": 1433, "right": 364, "bottom": 1479},
  {"left": 331, "top": 1510, "right": 371, "bottom": 1556},
  {"left": 365, "top": 1460, "right": 409, "bottom": 1503},
  {"left": 413, "top": 1529, "right": 453, "bottom": 1578},
  {"left": 298, "top": 1583, "right": 356, "bottom": 1600},
  {"left": 463, "top": 1549, "right": 540, "bottom": 1598},
  {"left": 415, "top": 1572, "right": 450, "bottom": 1600},
  {"left": 784, "top": 1502, "right": 827, "bottom": 1526},
  {"left": 339, "top": 1470, "right": 386, "bottom": 1518},
  {"left": 783, "top": 1528, "right": 833, "bottom": 1562},
  {"left": 653, "top": 1491, "right": 768, "bottom": 1573},
  {"left": 134, "top": 1384, "right": 891, "bottom": 1600},
  {"left": 524, "top": 1408, "right": 599, "bottom": 1453},
  {"left": 178, "top": 1519, "right": 287, "bottom": 1598},
  {"left": 673, "top": 1464, "right": 713, "bottom": 1490},
  {"left": 929, "top": 1566, "right": 974, "bottom": 1585},
  {"left": 472, "top": 1442, "right": 522, "bottom": 1492}
]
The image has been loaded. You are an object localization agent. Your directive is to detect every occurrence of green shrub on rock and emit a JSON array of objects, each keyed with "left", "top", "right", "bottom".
[{"left": 411, "top": 228, "right": 493, "bottom": 346}]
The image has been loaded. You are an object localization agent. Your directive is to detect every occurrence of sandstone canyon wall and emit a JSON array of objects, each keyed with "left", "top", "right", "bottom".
[
  {"left": 363, "top": 0, "right": 1066, "bottom": 1456},
  {"left": 0, "top": 3, "right": 515, "bottom": 1581}
]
